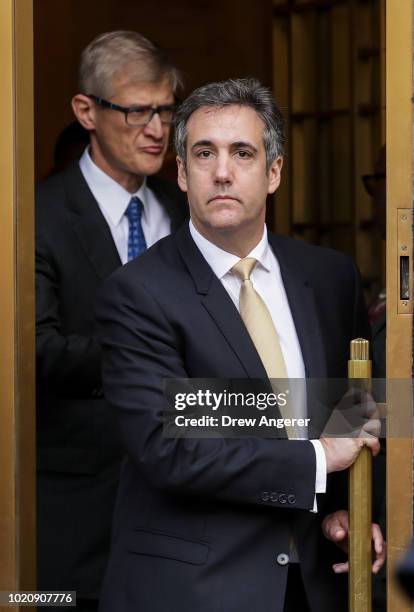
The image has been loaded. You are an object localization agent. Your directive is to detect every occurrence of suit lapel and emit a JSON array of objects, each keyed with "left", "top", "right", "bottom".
[
  {"left": 175, "top": 226, "right": 268, "bottom": 379},
  {"left": 268, "top": 234, "right": 327, "bottom": 379},
  {"left": 63, "top": 163, "right": 121, "bottom": 279},
  {"left": 201, "top": 283, "right": 269, "bottom": 379}
]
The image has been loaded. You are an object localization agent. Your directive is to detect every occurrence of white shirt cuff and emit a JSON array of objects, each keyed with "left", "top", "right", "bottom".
[{"left": 309, "top": 439, "right": 327, "bottom": 512}]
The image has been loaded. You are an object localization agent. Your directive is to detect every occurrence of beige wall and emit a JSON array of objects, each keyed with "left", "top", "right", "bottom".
[{"left": 34, "top": 0, "right": 272, "bottom": 180}]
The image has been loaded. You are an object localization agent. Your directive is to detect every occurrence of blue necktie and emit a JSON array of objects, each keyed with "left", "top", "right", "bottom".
[{"left": 125, "top": 197, "right": 147, "bottom": 261}]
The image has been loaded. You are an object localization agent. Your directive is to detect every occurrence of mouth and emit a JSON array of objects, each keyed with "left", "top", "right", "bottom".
[
  {"left": 141, "top": 146, "right": 164, "bottom": 155},
  {"left": 208, "top": 195, "right": 240, "bottom": 203}
]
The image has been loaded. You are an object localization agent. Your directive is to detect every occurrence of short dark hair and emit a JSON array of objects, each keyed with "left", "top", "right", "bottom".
[{"left": 174, "top": 78, "right": 285, "bottom": 170}]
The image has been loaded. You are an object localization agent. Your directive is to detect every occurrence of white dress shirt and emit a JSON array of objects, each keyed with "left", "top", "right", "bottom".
[
  {"left": 79, "top": 147, "right": 171, "bottom": 264},
  {"left": 189, "top": 220, "right": 327, "bottom": 511}
]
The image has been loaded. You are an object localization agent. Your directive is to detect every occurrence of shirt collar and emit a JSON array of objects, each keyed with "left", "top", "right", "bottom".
[
  {"left": 189, "top": 220, "right": 272, "bottom": 280},
  {"left": 79, "top": 147, "right": 148, "bottom": 226}
]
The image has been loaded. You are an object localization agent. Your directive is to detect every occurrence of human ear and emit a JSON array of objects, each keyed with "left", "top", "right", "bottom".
[
  {"left": 177, "top": 156, "right": 188, "bottom": 192},
  {"left": 267, "top": 156, "right": 283, "bottom": 194},
  {"left": 71, "top": 94, "right": 96, "bottom": 131}
]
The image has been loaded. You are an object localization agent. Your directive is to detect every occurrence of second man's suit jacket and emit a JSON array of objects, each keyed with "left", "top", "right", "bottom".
[
  {"left": 96, "top": 225, "right": 371, "bottom": 612},
  {"left": 35, "top": 161, "right": 188, "bottom": 597}
]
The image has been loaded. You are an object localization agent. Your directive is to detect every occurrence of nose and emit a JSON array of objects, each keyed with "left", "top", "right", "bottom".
[
  {"left": 214, "top": 154, "right": 233, "bottom": 185},
  {"left": 143, "top": 112, "right": 164, "bottom": 139}
]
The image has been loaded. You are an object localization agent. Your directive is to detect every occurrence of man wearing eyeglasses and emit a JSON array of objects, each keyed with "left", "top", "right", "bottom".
[{"left": 35, "top": 30, "right": 187, "bottom": 612}]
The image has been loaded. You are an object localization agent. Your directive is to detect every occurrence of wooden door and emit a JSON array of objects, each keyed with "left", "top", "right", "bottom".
[{"left": 386, "top": 1, "right": 413, "bottom": 610}]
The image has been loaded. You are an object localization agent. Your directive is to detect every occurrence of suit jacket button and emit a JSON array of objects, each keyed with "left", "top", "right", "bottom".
[
  {"left": 270, "top": 491, "right": 278, "bottom": 502},
  {"left": 277, "top": 553, "right": 289, "bottom": 566},
  {"left": 288, "top": 494, "right": 296, "bottom": 504},
  {"left": 261, "top": 491, "right": 270, "bottom": 502},
  {"left": 278, "top": 493, "right": 287, "bottom": 504}
]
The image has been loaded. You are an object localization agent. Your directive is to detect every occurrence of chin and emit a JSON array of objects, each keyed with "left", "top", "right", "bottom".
[
  {"left": 208, "top": 220, "right": 242, "bottom": 233},
  {"left": 208, "top": 211, "right": 243, "bottom": 229},
  {"left": 132, "top": 158, "right": 164, "bottom": 177}
]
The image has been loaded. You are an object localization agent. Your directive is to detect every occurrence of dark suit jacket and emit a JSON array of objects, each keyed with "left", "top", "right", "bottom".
[
  {"left": 96, "top": 225, "right": 370, "bottom": 612},
  {"left": 35, "top": 161, "right": 187, "bottom": 597}
]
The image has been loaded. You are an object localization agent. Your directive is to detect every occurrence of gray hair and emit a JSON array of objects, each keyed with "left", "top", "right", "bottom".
[
  {"left": 174, "top": 78, "right": 285, "bottom": 171},
  {"left": 79, "top": 30, "right": 183, "bottom": 98}
]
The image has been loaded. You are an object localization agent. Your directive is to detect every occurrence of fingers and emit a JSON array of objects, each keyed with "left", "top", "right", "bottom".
[
  {"left": 372, "top": 523, "right": 384, "bottom": 554},
  {"left": 359, "top": 435, "right": 380, "bottom": 457},
  {"left": 333, "top": 561, "right": 348, "bottom": 574},
  {"left": 372, "top": 523, "right": 387, "bottom": 574},
  {"left": 322, "top": 510, "right": 349, "bottom": 543},
  {"left": 330, "top": 524, "right": 387, "bottom": 575},
  {"left": 332, "top": 388, "right": 382, "bottom": 441},
  {"left": 361, "top": 418, "right": 381, "bottom": 438},
  {"left": 330, "top": 526, "right": 347, "bottom": 541}
]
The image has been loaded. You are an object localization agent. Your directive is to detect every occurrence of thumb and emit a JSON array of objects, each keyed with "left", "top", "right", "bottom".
[
  {"left": 331, "top": 524, "right": 347, "bottom": 541},
  {"left": 323, "top": 511, "right": 349, "bottom": 541}
]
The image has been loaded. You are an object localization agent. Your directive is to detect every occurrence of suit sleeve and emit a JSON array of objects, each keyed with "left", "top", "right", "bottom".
[
  {"left": 35, "top": 206, "right": 102, "bottom": 396},
  {"left": 96, "top": 270, "right": 318, "bottom": 511}
]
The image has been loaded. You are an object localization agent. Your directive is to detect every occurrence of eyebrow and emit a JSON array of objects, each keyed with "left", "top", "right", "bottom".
[
  {"left": 191, "top": 140, "right": 258, "bottom": 152},
  {"left": 191, "top": 140, "right": 214, "bottom": 150},
  {"left": 231, "top": 141, "right": 258, "bottom": 153}
]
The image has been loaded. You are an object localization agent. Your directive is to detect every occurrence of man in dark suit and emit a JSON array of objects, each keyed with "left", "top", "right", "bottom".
[
  {"left": 96, "top": 78, "right": 384, "bottom": 612},
  {"left": 36, "top": 31, "right": 187, "bottom": 611}
]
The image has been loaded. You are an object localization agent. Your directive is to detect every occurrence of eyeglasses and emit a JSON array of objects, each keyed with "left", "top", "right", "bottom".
[
  {"left": 362, "top": 172, "right": 385, "bottom": 196},
  {"left": 88, "top": 95, "right": 177, "bottom": 126}
]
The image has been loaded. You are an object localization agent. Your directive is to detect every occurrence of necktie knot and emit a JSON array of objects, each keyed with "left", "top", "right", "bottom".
[{"left": 232, "top": 257, "right": 257, "bottom": 281}]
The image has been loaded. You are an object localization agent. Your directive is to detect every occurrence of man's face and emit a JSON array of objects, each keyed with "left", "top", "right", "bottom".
[
  {"left": 177, "top": 105, "right": 282, "bottom": 242},
  {"left": 73, "top": 74, "right": 174, "bottom": 185}
]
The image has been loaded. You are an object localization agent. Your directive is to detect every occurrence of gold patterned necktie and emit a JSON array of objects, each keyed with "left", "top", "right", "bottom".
[{"left": 232, "top": 257, "right": 298, "bottom": 441}]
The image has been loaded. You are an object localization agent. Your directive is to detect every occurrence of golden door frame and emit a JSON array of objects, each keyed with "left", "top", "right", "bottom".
[
  {"left": 0, "top": 0, "right": 36, "bottom": 608},
  {"left": 0, "top": 1, "right": 413, "bottom": 610},
  {"left": 386, "top": 0, "right": 413, "bottom": 610}
]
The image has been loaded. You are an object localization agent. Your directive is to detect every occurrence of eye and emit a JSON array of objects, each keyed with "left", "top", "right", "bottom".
[
  {"left": 129, "top": 107, "right": 150, "bottom": 116},
  {"left": 235, "top": 150, "right": 252, "bottom": 159},
  {"left": 197, "top": 150, "right": 213, "bottom": 159},
  {"left": 126, "top": 107, "right": 153, "bottom": 126}
]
